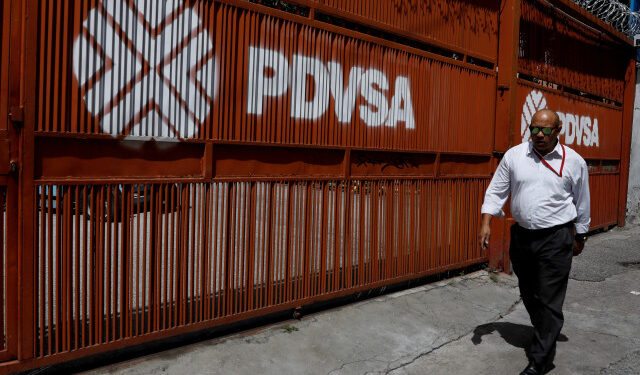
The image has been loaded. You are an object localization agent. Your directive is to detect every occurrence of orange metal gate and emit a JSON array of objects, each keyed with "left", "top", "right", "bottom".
[{"left": 0, "top": 0, "right": 635, "bottom": 372}]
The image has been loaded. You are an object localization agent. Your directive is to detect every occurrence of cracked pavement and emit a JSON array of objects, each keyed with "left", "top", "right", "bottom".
[{"left": 79, "top": 225, "right": 640, "bottom": 375}]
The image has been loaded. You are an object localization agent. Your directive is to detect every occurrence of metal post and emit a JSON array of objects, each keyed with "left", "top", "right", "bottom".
[
  {"left": 489, "top": 0, "right": 521, "bottom": 272},
  {"left": 18, "top": 0, "right": 38, "bottom": 360},
  {"left": 618, "top": 56, "right": 636, "bottom": 226}
]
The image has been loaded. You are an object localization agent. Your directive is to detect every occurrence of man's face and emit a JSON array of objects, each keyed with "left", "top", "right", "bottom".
[{"left": 530, "top": 112, "right": 560, "bottom": 153}]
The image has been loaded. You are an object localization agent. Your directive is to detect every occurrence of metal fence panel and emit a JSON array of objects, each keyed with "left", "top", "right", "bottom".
[
  {"left": 33, "top": 179, "right": 487, "bottom": 357},
  {"left": 35, "top": 0, "right": 496, "bottom": 154},
  {"left": 519, "top": 0, "right": 628, "bottom": 103},
  {"left": 299, "top": 0, "right": 500, "bottom": 62}
]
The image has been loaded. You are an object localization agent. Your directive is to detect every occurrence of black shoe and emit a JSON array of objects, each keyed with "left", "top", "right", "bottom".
[{"left": 519, "top": 361, "right": 544, "bottom": 375}]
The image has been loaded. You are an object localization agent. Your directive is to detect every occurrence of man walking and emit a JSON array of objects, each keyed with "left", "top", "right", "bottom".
[{"left": 478, "top": 109, "right": 590, "bottom": 375}]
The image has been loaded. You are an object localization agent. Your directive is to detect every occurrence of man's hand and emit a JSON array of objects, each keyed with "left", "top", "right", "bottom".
[
  {"left": 478, "top": 214, "right": 493, "bottom": 250},
  {"left": 573, "top": 240, "right": 584, "bottom": 256},
  {"left": 479, "top": 224, "right": 491, "bottom": 249}
]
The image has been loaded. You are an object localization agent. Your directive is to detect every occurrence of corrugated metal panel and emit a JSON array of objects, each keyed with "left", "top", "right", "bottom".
[
  {"left": 307, "top": 0, "right": 500, "bottom": 62},
  {"left": 588, "top": 173, "right": 619, "bottom": 229},
  {"left": 0, "top": 0, "right": 9, "bottom": 133},
  {"left": 36, "top": 1, "right": 496, "bottom": 154},
  {"left": 519, "top": 0, "right": 627, "bottom": 102},
  {"left": 0, "top": 188, "right": 6, "bottom": 352}
]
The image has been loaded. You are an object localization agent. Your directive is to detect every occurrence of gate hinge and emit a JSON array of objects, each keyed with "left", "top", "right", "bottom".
[{"left": 9, "top": 106, "right": 24, "bottom": 124}]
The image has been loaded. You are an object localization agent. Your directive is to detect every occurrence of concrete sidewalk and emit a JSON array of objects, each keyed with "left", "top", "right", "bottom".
[{"left": 79, "top": 225, "right": 640, "bottom": 375}]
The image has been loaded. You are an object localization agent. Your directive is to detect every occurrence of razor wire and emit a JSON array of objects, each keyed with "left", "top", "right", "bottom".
[{"left": 572, "top": 0, "right": 640, "bottom": 37}]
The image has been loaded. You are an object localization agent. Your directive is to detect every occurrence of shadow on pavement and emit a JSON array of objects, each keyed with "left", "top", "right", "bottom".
[{"left": 471, "top": 322, "right": 568, "bottom": 349}]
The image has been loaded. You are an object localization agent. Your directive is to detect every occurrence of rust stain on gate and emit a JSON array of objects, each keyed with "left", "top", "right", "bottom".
[{"left": 0, "top": 0, "right": 635, "bottom": 372}]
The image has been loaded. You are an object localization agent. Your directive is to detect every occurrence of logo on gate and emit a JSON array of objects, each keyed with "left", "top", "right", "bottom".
[
  {"left": 520, "top": 89, "right": 600, "bottom": 148},
  {"left": 72, "top": 0, "right": 217, "bottom": 139},
  {"left": 520, "top": 90, "right": 547, "bottom": 144}
]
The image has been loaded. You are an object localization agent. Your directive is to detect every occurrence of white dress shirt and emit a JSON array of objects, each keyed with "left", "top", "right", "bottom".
[{"left": 481, "top": 141, "right": 591, "bottom": 233}]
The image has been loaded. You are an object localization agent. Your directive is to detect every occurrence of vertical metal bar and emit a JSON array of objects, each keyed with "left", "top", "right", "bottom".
[
  {"left": 370, "top": 181, "right": 380, "bottom": 283},
  {"left": 54, "top": 187, "right": 62, "bottom": 352},
  {"left": 74, "top": 186, "right": 80, "bottom": 349},
  {"left": 127, "top": 186, "right": 134, "bottom": 337},
  {"left": 268, "top": 182, "right": 277, "bottom": 304},
  {"left": 141, "top": 184, "right": 149, "bottom": 334},
  {"left": 358, "top": 180, "right": 366, "bottom": 286},
  {"left": 106, "top": 186, "right": 113, "bottom": 342},
  {"left": 224, "top": 183, "right": 234, "bottom": 317},
  {"left": 152, "top": 185, "right": 161, "bottom": 330},
  {"left": 64, "top": 183, "right": 73, "bottom": 351},
  {"left": 332, "top": 181, "right": 341, "bottom": 291},
  {"left": 319, "top": 181, "right": 328, "bottom": 294},
  {"left": 493, "top": 0, "right": 520, "bottom": 152},
  {"left": 161, "top": 184, "right": 170, "bottom": 329},
  {"left": 285, "top": 182, "right": 293, "bottom": 302},
  {"left": 178, "top": 185, "right": 187, "bottom": 325},
  {"left": 617, "top": 58, "right": 635, "bottom": 226},
  {"left": 97, "top": 186, "right": 106, "bottom": 345},
  {"left": 169, "top": 184, "right": 176, "bottom": 328},
  {"left": 38, "top": 187, "right": 45, "bottom": 355},
  {"left": 10, "top": 0, "right": 38, "bottom": 359},
  {"left": 343, "top": 181, "right": 352, "bottom": 288},
  {"left": 189, "top": 185, "right": 197, "bottom": 323},
  {"left": 200, "top": 184, "right": 210, "bottom": 322},
  {"left": 47, "top": 188, "right": 53, "bottom": 353},
  {"left": 244, "top": 182, "right": 255, "bottom": 309}
]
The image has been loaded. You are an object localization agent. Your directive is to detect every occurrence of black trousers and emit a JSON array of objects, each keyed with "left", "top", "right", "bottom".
[{"left": 509, "top": 222, "right": 574, "bottom": 366}]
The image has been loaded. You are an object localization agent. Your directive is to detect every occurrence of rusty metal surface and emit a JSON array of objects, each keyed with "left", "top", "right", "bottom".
[
  {"left": 493, "top": 0, "right": 521, "bottom": 154},
  {"left": 588, "top": 172, "right": 619, "bottom": 229},
  {"left": 35, "top": 0, "right": 496, "bottom": 154},
  {"left": 291, "top": 0, "right": 500, "bottom": 62},
  {"left": 0, "top": 0, "right": 635, "bottom": 372},
  {"left": 617, "top": 59, "right": 635, "bottom": 226},
  {"left": 0, "top": 1, "right": 9, "bottom": 134},
  {"left": 0, "top": 188, "right": 6, "bottom": 353},
  {"left": 519, "top": 0, "right": 628, "bottom": 103},
  {"left": 33, "top": 179, "right": 487, "bottom": 357}
]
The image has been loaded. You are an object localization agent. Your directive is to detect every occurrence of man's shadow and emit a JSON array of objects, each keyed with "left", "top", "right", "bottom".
[{"left": 471, "top": 322, "right": 568, "bottom": 356}]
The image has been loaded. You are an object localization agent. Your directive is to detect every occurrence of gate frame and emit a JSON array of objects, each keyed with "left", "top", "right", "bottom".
[
  {"left": 17, "top": 0, "right": 38, "bottom": 362},
  {"left": 0, "top": 0, "right": 636, "bottom": 373}
]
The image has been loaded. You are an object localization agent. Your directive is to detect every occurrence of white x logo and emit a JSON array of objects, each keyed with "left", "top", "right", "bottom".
[{"left": 73, "top": 0, "right": 217, "bottom": 139}]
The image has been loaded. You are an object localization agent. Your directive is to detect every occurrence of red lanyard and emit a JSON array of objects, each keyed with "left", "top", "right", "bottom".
[{"left": 532, "top": 144, "right": 565, "bottom": 178}]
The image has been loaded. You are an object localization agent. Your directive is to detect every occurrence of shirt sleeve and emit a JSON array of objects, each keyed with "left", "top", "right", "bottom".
[
  {"left": 481, "top": 152, "right": 511, "bottom": 218},
  {"left": 572, "top": 159, "right": 591, "bottom": 234}
]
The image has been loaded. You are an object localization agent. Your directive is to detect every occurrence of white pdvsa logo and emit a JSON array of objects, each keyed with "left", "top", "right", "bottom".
[
  {"left": 72, "top": 0, "right": 217, "bottom": 139},
  {"left": 521, "top": 90, "right": 600, "bottom": 147},
  {"left": 246, "top": 46, "right": 416, "bottom": 129}
]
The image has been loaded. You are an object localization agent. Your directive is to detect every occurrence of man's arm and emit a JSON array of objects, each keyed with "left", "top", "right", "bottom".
[
  {"left": 478, "top": 154, "right": 512, "bottom": 249},
  {"left": 572, "top": 159, "right": 591, "bottom": 255},
  {"left": 573, "top": 159, "right": 591, "bottom": 234}
]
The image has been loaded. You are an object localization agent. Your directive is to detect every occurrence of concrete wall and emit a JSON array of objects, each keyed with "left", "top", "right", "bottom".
[{"left": 626, "top": 72, "right": 640, "bottom": 224}]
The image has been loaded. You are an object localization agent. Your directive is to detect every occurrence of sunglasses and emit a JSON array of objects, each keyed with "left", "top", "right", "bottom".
[{"left": 529, "top": 126, "right": 556, "bottom": 135}]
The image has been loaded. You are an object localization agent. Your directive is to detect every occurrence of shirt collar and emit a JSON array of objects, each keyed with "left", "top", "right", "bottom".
[{"left": 527, "top": 141, "right": 563, "bottom": 159}]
